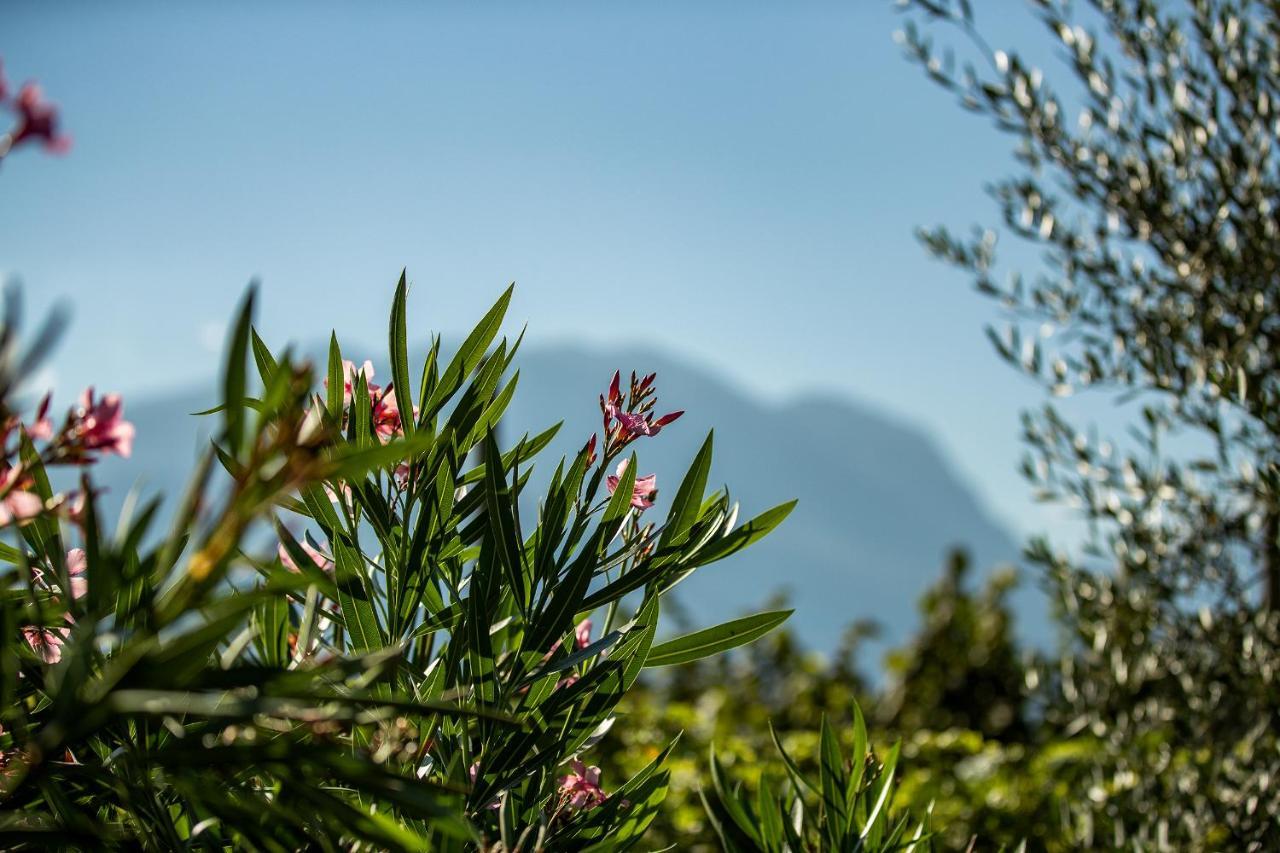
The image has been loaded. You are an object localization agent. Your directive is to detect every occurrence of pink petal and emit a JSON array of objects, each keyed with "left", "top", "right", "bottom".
[{"left": 5, "top": 491, "right": 44, "bottom": 521}]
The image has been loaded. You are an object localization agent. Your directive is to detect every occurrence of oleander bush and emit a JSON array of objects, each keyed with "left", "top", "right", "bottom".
[{"left": 0, "top": 278, "right": 819, "bottom": 850}]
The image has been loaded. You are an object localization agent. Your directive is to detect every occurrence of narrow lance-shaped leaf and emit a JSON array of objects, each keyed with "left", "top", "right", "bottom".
[
  {"left": 388, "top": 270, "right": 414, "bottom": 438},
  {"left": 222, "top": 285, "right": 256, "bottom": 458},
  {"left": 421, "top": 283, "right": 513, "bottom": 423},
  {"left": 693, "top": 499, "right": 796, "bottom": 567},
  {"left": 658, "top": 430, "right": 713, "bottom": 550},
  {"left": 326, "top": 331, "right": 345, "bottom": 420},
  {"left": 644, "top": 609, "right": 792, "bottom": 668}
]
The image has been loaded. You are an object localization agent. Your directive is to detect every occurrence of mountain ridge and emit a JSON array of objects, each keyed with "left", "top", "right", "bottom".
[{"left": 84, "top": 340, "right": 1039, "bottom": 665}]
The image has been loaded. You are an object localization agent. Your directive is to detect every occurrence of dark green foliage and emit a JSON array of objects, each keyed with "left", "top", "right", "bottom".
[
  {"left": 702, "top": 701, "right": 931, "bottom": 853},
  {"left": 596, "top": 554, "right": 1035, "bottom": 850}
]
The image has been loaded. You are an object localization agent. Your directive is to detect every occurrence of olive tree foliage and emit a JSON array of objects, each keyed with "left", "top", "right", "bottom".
[{"left": 899, "top": 0, "right": 1280, "bottom": 847}]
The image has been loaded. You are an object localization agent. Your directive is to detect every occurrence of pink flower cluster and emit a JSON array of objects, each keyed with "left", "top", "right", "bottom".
[
  {"left": 59, "top": 389, "right": 136, "bottom": 461},
  {"left": 325, "top": 359, "right": 413, "bottom": 443},
  {"left": 2, "top": 387, "right": 132, "bottom": 663},
  {"left": 587, "top": 371, "right": 679, "bottom": 511},
  {"left": 597, "top": 371, "right": 682, "bottom": 457},
  {"left": 0, "top": 388, "right": 134, "bottom": 531},
  {"left": 559, "top": 760, "right": 609, "bottom": 810},
  {"left": 0, "top": 59, "right": 71, "bottom": 157}
]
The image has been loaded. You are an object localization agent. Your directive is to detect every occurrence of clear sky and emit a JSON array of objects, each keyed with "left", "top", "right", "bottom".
[{"left": 2, "top": 0, "right": 1102, "bottom": 542}]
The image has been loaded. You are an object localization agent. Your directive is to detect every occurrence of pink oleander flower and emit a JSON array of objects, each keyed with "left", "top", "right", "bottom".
[
  {"left": 598, "top": 370, "right": 684, "bottom": 455},
  {"left": 65, "top": 547, "right": 87, "bottom": 599},
  {"left": 372, "top": 387, "right": 403, "bottom": 440},
  {"left": 28, "top": 393, "right": 53, "bottom": 441},
  {"left": 67, "top": 388, "right": 135, "bottom": 459},
  {"left": 575, "top": 618, "right": 593, "bottom": 650},
  {"left": 278, "top": 538, "right": 334, "bottom": 574},
  {"left": 582, "top": 433, "right": 597, "bottom": 467},
  {"left": 10, "top": 82, "right": 71, "bottom": 154},
  {"left": 559, "top": 760, "right": 608, "bottom": 810},
  {"left": 616, "top": 409, "right": 683, "bottom": 439},
  {"left": 549, "top": 617, "right": 594, "bottom": 656},
  {"left": 22, "top": 624, "right": 69, "bottom": 664},
  {"left": 606, "top": 460, "right": 658, "bottom": 510},
  {"left": 0, "top": 466, "right": 43, "bottom": 526},
  {"left": 325, "top": 359, "right": 376, "bottom": 407},
  {"left": 554, "top": 618, "right": 595, "bottom": 689},
  {"left": 322, "top": 360, "right": 416, "bottom": 442}
]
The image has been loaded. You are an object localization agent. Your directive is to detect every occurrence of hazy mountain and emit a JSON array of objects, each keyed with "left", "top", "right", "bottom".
[{"left": 86, "top": 343, "right": 1036, "bottom": 666}]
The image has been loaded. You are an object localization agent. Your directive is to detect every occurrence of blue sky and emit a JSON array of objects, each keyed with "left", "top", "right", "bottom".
[{"left": 2, "top": 1, "right": 1104, "bottom": 542}]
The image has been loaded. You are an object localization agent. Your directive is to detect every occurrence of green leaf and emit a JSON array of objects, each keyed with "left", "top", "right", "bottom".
[
  {"left": 421, "top": 284, "right": 513, "bottom": 423},
  {"left": 332, "top": 539, "right": 384, "bottom": 653},
  {"left": 693, "top": 499, "right": 796, "bottom": 566},
  {"left": 253, "top": 594, "right": 291, "bottom": 668},
  {"left": 326, "top": 331, "right": 345, "bottom": 420},
  {"left": 860, "top": 740, "right": 901, "bottom": 843},
  {"left": 769, "top": 720, "right": 817, "bottom": 796},
  {"left": 644, "top": 609, "right": 792, "bottom": 668},
  {"left": 659, "top": 430, "right": 713, "bottom": 550},
  {"left": 819, "top": 714, "right": 848, "bottom": 847},
  {"left": 222, "top": 286, "right": 255, "bottom": 458},
  {"left": 388, "top": 270, "right": 414, "bottom": 438},
  {"left": 250, "top": 326, "right": 278, "bottom": 385}
]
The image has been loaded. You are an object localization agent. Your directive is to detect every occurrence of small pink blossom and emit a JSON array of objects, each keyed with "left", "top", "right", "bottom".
[
  {"left": 65, "top": 547, "right": 87, "bottom": 599},
  {"left": 606, "top": 460, "right": 658, "bottom": 511},
  {"left": 559, "top": 760, "right": 608, "bottom": 810},
  {"left": 549, "top": 617, "right": 594, "bottom": 657},
  {"left": 372, "top": 387, "right": 403, "bottom": 440},
  {"left": 325, "top": 360, "right": 376, "bottom": 406},
  {"left": 22, "top": 624, "right": 69, "bottom": 664},
  {"left": 617, "top": 409, "right": 683, "bottom": 439},
  {"left": 574, "top": 618, "right": 593, "bottom": 650},
  {"left": 598, "top": 371, "right": 683, "bottom": 455},
  {"left": 68, "top": 388, "right": 135, "bottom": 459},
  {"left": 551, "top": 618, "right": 596, "bottom": 690},
  {"left": 394, "top": 461, "right": 413, "bottom": 489},
  {"left": 28, "top": 393, "right": 53, "bottom": 441},
  {"left": 278, "top": 539, "right": 334, "bottom": 574},
  {"left": 9, "top": 82, "right": 71, "bottom": 154},
  {"left": 0, "top": 466, "right": 42, "bottom": 526},
  {"left": 321, "top": 360, "right": 417, "bottom": 441}
]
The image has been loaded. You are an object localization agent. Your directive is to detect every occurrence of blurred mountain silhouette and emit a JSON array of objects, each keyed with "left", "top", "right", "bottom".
[{"left": 85, "top": 343, "right": 1037, "bottom": 664}]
